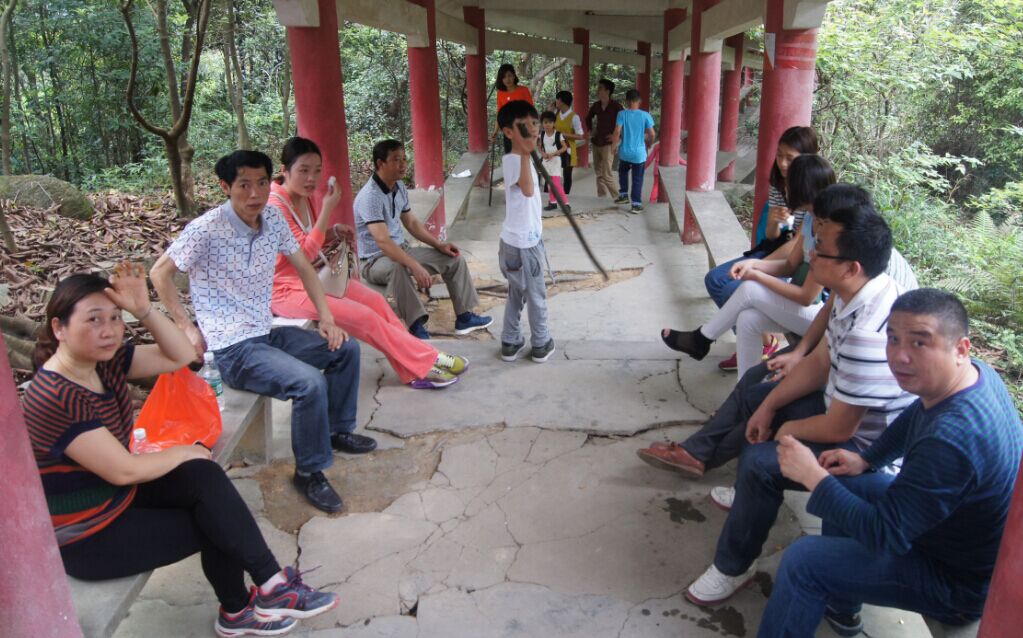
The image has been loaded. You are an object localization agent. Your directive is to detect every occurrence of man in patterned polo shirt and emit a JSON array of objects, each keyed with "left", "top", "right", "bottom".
[
  {"left": 355, "top": 139, "right": 492, "bottom": 340},
  {"left": 152, "top": 150, "right": 375, "bottom": 514}
]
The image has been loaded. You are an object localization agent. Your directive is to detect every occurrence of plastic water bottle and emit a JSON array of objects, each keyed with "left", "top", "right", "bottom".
[
  {"left": 132, "top": 428, "right": 160, "bottom": 454},
  {"left": 200, "top": 351, "right": 225, "bottom": 410}
]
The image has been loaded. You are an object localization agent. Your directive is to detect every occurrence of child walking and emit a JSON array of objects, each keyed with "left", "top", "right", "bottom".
[
  {"left": 497, "top": 100, "right": 555, "bottom": 363},
  {"left": 539, "top": 111, "right": 570, "bottom": 212}
]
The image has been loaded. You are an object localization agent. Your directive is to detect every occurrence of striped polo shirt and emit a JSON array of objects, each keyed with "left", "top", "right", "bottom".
[
  {"left": 22, "top": 344, "right": 138, "bottom": 546},
  {"left": 824, "top": 273, "right": 917, "bottom": 449}
]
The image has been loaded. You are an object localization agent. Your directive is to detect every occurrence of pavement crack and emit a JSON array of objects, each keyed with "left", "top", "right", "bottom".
[
  {"left": 363, "top": 363, "right": 387, "bottom": 431},
  {"left": 675, "top": 360, "right": 710, "bottom": 418}
]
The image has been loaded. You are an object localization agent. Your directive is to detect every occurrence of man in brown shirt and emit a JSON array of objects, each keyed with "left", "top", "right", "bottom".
[{"left": 586, "top": 79, "right": 624, "bottom": 199}]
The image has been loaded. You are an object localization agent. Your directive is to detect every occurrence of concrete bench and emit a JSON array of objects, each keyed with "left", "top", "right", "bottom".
[
  {"left": 685, "top": 190, "right": 750, "bottom": 269},
  {"left": 68, "top": 356, "right": 283, "bottom": 637},
  {"left": 923, "top": 617, "right": 980, "bottom": 638}
]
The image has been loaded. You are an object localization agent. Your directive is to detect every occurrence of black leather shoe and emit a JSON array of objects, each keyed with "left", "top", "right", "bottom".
[
  {"left": 331, "top": 432, "right": 378, "bottom": 454},
  {"left": 293, "top": 470, "right": 343, "bottom": 513}
]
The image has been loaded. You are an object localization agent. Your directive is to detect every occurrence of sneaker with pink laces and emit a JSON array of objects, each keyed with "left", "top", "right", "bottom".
[{"left": 761, "top": 335, "right": 781, "bottom": 361}]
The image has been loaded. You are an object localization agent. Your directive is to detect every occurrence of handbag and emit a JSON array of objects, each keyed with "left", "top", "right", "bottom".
[{"left": 270, "top": 192, "right": 354, "bottom": 298}]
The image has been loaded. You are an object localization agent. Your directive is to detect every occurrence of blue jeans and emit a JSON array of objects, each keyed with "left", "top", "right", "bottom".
[
  {"left": 618, "top": 160, "right": 645, "bottom": 205},
  {"left": 214, "top": 327, "right": 360, "bottom": 474},
  {"left": 713, "top": 437, "right": 857, "bottom": 576},
  {"left": 704, "top": 252, "right": 767, "bottom": 309},
  {"left": 758, "top": 473, "right": 985, "bottom": 637}
]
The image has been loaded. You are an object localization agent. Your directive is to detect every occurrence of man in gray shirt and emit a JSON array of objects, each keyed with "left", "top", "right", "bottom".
[{"left": 355, "top": 139, "right": 491, "bottom": 339}]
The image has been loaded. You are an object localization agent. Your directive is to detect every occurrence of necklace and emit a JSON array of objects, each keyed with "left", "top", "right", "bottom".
[{"left": 50, "top": 351, "right": 103, "bottom": 392}]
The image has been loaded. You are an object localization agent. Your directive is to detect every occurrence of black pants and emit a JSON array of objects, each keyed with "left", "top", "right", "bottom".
[
  {"left": 563, "top": 166, "right": 574, "bottom": 194},
  {"left": 681, "top": 345, "right": 825, "bottom": 470},
  {"left": 61, "top": 459, "right": 280, "bottom": 613}
]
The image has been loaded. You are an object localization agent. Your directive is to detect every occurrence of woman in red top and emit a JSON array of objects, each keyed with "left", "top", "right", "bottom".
[
  {"left": 269, "top": 137, "right": 468, "bottom": 389},
  {"left": 491, "top": 63, "right": 534, "bottom": 153},
  {"left": 24, "top": 265, "right": 338, "bottom": 636}
]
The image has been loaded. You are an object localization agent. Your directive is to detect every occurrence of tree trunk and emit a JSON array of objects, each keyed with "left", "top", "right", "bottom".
[
  {"left": 223, "top": 0, "right": 250, "bottom": 149},
  {"left": 8, "top": 21, "right": 31, "bottom": 172},
  {"left": 529, "top": 58, "right": 567, "bottom": 98},
  {"left": 1, "top": 0, "right": 19, "bottom": 176},
  {"left": 0, "top": 204, "right": 15, "bottom": 251},
  {"left": 279, "top": 43, "right": 292, "bottom": 137}
]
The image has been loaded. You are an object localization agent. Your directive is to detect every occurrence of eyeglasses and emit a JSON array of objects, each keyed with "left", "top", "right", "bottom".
[{"left": 812, "top": 238, "right": 848, "bottom": 261}]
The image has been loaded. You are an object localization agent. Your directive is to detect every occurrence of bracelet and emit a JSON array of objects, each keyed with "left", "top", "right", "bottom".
[{"left": 136, "top": 305, "right": 154, "bottom": 322}]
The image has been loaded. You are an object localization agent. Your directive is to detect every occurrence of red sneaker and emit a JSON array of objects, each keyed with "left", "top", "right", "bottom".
[{"left": 718, "top": 352, "right": 738, "bottom": 371}]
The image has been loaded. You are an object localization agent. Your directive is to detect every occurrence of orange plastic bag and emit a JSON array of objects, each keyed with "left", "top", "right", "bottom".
[{"left": 131, "top": 367, "right": 223, "bottom": 453}]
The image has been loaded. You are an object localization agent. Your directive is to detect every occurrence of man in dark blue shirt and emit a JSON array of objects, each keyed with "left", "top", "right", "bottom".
[{"left": 762, "top": 288, "right": 1023, "bottom": 637}]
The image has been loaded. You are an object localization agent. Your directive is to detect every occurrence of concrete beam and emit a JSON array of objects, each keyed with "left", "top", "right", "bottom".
[
  {"left": 474, "top": 0, "right": 674, "bottom": 11},
  {"left": 486, "top": 10, "right": 656, "bottom": 51},
  {"left": 590, "top": 47, "right": 645, "bottom": 67},
  {"left": 743, "top": 49, "right": 763, "bottom": 70},
  {"left": 336, "top": 0, "right": 429, "bottom": 47},
  {"left": 435, "top": 11, "right": 479, "bottom": 53},
  {"left": 666, "top": 16, "right": 690, "bottom": 61},
  {"left": 699, "top": 0, "right": 762, "bottom": 52},
  {"left": 272, "top": 0, "right": 319, "bottom": 27},
  {"left": 486, "top": 30, "right": 584, "bottom": 64},
  {"left": 783, "top": 0, "right": 831, "bottom": 29}
]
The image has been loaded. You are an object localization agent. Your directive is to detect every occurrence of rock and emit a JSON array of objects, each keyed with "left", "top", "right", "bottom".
[{"left": 0, "top": 174, "right": 94, "bottom": 219}]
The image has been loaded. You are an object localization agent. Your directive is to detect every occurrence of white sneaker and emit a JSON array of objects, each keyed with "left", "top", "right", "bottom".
[
  {"left": 686, "top": 563, "right": 757, "bottom": 606},
  {"left": 709, "top": 486, "right": 735, "bottom": 511}
]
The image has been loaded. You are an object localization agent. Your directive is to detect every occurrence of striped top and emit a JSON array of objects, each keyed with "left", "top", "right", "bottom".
[
  {"left": 812, "top": 361, "right": 1023, "bottom": 600},
  {"left": 824, "top": 273, "right": 917, "bottom": 449},
  {"left": 22, "top": 344, "right": 138, "bottom": 546}
]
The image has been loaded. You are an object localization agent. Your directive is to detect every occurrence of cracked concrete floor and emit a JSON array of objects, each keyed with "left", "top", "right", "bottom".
[{"left": 112, "top": 170, "right": 931, "bottom": 638}]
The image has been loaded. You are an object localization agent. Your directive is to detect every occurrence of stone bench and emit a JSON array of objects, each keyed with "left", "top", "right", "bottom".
[
  {"left": 923, "top": 617, "right": 980, "bottom": 638},
  {"left": 68, "top": 343, "right": 286, "bottom": 637},
  {"left": 658, "top": 165, "right": 749, "bottom": 269}
]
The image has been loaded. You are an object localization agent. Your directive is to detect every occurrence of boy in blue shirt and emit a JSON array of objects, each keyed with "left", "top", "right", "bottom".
[{"left": 612, "top": 89, "right": 656, "bottom": 213}]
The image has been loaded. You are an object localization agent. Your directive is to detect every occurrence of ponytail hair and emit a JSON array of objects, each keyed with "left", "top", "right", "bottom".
[{"left": 33, "top": 273, "right": 111, "bottom": 371}]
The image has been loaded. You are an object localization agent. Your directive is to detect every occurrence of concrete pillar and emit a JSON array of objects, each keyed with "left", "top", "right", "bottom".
[
  {"left": 682, "top": 0, "right": 723, "bottom": 245},
  {"left": 718, "top": 33, "right": 744, "bottom": 182},
  {"left": 286, "top": 0, "right": 354, "bottom": 227},
  {"left": 572, "top": 28, "right": 591, "bottom": 168},
  {"left": 636, "top": 40, "right": 651, "bottom": 104},
  {"left": 463, "top": 7, "right": 488, "bottom": 155},
  {"left": 658, "top": 7, "right": 686, "bottom": 203},
  {"left": 0, "top": 332, "right": 83, "bottom": 637},
  {"left": 752, "top": 0, "right": 817, "bottom": 235},
  {"left": 979, "top": 455, "right": 1023, "bottom": 636},
  {"left": 407, "top": 0, "right": 446, "bottom": 237}
]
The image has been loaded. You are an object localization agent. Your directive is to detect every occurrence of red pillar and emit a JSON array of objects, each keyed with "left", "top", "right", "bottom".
[
  {"left": 463, "top": 7, "right": 488, "bottom": 155},
  {"left": 636, "top": 41, "right": 651, "bottom": 105},
  {"left": 682, "top": 0, "right": 723, "bottom": 244},
  {"left": 718, "top": 33, "right": 744, "bottom": 182},
  {"left": 572, "top": 28, "right": 590, "bottom": 168},
  {"left": 658, "top": 8, "right": 686, "bottom": 203},
  {"left": 752, "top": 0, "right": 817, "bottom": 240},
  {"left": 0, "top": 333, "right": 83, "bottom": 637},
  {"left": 979, "top": 455, "right": 1023, "bottom": 636},
  {"left": 286, "top": 0, "right": 353, "bottom": 229},
  {"left": 408, "top": 0, "right": 446, "bottom": 237}
]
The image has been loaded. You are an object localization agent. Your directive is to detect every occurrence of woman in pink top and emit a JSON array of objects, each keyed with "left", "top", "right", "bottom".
[{"left": 270, "top": 137, "right": 467, "bottom": 389}]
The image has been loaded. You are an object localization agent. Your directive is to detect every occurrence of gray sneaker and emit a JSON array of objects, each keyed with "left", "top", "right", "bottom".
[
  {"left": 501, "top": 341, "right": 530, "bottom": 362},
  {"left": 614, "top": 194, "right": 629, "bottom": 204},
  {"left": 630, "top": 203, "right": 644, "bottom": 213},
  {"left": 530, "top": 339, "right": 556, "bottom": 363}
]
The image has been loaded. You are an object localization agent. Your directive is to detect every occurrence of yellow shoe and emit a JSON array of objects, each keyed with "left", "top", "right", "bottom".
[{"left": 435, "top": 352, "right": 469, "bottom": 375}]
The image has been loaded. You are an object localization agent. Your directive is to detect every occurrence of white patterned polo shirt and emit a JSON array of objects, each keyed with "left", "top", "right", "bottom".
[{"left": 167, "top": 201, "right": 300, "bottom": 350}]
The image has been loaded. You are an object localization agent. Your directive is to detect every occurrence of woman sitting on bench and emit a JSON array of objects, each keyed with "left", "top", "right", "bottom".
[
  {"left": 662, "top": 155, "right": 836, "bottom": 377},
  {"left": 24, "top": 265, "right": 337, "bottom": 637},
  {"left": 269, "top": 136, "right": 468, "bottom": 390}
]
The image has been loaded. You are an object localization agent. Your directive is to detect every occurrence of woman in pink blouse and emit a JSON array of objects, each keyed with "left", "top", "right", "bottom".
[{"left": 270, "top": 137, "right": 467, "bottom": 389}]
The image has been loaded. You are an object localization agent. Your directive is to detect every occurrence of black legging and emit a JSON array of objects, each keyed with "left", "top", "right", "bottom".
[
  {"left": 60, "top": 459, "right": 280, "bottom": 613},
  {"left": 563, "top": 166, "right": 574, "bottom": 195}
]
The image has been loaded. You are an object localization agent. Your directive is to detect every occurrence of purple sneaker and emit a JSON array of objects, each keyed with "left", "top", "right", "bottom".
[
  {"left": 254, "top": 566, "right": 339, "bottom": 620},
  {"left": 409, "top": 366, "right": 459, "bottom": 389},
  {"left": 215, "top": 593, "right": 296, "bottom": 637}
]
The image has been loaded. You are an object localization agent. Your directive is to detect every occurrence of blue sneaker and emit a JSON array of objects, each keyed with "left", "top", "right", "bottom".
[
  {"left": 409, "top": 319, "right": 430, "bottom": 339},
  {"left": 454, "top": 312, "right": 493, "bottom": 335},
  {"left": 254, "top": 566, "right": 339, "bottom": 620},
  {"left": 215, "top": 592, "right": 296, "bottom": 637}
]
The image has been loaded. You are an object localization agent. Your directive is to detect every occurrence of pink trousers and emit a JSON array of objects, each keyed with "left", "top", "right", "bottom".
[
  {"left": 272, "top": 280, "right": 437, "bottom": 383},
  {"left": 548, "top": 175, "right": 568, "bottom": 204}
]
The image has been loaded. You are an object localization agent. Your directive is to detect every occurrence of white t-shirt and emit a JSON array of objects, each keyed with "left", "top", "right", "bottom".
[
  {"left": 540, "top": 131, "right": 563, "bottom": 178},
  {"left": 501, "top": 153, "right": 543, "bottom": 249}
]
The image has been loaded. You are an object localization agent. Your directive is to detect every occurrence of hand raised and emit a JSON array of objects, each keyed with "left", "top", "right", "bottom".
[{"left": 104, "top": 261, "right": 151, "bottom": 317}]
